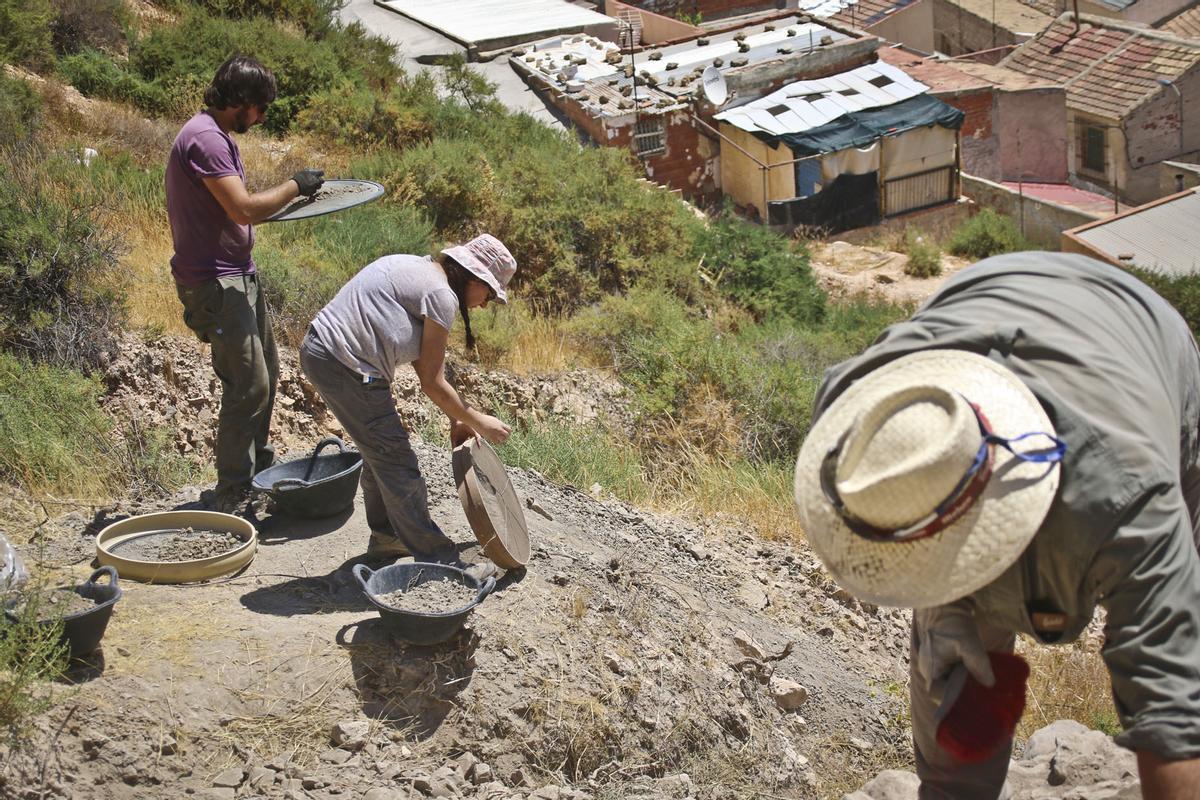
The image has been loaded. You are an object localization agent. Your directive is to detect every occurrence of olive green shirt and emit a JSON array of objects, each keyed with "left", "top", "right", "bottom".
[{"left": 815, "top": 252, "right": 1200, "bottom": 759}]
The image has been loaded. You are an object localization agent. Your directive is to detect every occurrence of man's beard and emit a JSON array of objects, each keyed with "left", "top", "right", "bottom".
[{"left": 233, "top": 107, "right": 252, "bottom": 133}]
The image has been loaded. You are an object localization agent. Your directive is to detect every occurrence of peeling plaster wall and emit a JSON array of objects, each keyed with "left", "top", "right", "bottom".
[
  {"left": 998, "top": 86, "right": 1067, "bottom": 182},
  {"left": 931, "top": 0, "right": 1026, "bottom": 56}
]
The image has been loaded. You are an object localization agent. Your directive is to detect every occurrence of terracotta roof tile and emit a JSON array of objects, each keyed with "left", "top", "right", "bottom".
[
  {"left": 1161, "top": 6, "right": 1200, "bottom": 39},
  {"left": 1001, "top": 17, "right": 1200, "bottom": 117}
]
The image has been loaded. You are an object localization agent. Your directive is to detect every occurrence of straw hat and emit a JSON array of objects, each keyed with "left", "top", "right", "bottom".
[
  {"left": 793, "top": 350, "right": 1061, "bottom": 609},
  {"left": 442, "top": 234, "right": 517, "bottom": 304}
]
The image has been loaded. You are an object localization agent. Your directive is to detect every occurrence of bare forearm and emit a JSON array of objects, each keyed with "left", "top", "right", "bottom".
[
  {"left": 242, "top": 180, "right": 300, "bottom": 224},
  {"left": 1138, "top": 751, "right": 1200, "bottom": 800},
  {"left": 421, "top": 374, "right": 482, "bottom": 428}
]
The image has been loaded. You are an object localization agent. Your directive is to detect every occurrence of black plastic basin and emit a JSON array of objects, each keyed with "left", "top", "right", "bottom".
[
  {"left": 4, "top": 566, "right": 122, "bottom": 658},
  {"left": 352, "top": 562, "right": 495, "bottom": 646},
  {"left": 252, "top": 436, "right": 363, "bottom": 519}
]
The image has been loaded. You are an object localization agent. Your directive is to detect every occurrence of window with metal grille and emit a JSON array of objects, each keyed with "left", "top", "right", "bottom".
[
  {"left": 1081, "top": 125, "right": 1106, "bottom": 173},
  {"left": 633, "top": 117, "right": 665, "bottom": 157}
]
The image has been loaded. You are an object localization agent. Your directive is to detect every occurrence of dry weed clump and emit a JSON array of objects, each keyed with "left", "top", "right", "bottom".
[{"left": 1017, "top": 636, "right": 1117, "bottom": 739}]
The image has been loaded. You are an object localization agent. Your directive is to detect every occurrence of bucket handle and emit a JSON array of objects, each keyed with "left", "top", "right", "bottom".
[
  {"left": 304, "top": 436, "right": 349, "bottom": 482},
  {"left": 83, "top": 565, "right": 119, "bottom": 591},
  {"left": 352, "top": 563, "right": 374, "bottom": 595},
  {"left": 475, "top": 576, "right": 496, "bottom": 604}
]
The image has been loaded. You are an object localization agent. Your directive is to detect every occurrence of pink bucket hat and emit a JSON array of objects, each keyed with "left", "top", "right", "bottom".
[{"left": 442, "top": 234, "right": 517, "bottom": 304}]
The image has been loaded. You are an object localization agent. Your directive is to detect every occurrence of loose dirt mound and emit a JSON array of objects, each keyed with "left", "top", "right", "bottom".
[
  {"left": 809, "top": 241, "right": 974, "bottom": 306},
  {"left": 0, "top": 428, "right": 914, "bottom": 799}
]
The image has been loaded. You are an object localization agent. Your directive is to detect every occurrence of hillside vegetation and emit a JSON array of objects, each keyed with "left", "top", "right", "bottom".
[{"left": 0, "top": 0, "right": 910, "bottom": 543}]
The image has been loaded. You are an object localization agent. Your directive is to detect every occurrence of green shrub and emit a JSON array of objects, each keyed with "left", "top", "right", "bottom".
[
  {"left": 0, "top": 0, "right": 56, "bottom": 71},
  {"left": 0, "top": 147, "right": 126, "bottom": 370},
  {"left": 497, "top": 418, "right": 647, "bottom": 505},
  {"left": 50, "top": 0, "right": 127, "bottom": 57},
  {"left": 295, "top": 79, "right": 435, "bottom": 150},
  {"left": 0, "top": 352, "right": 115, "bottom": 493},
  {"left": 192, "top": 0, "right": 343, "bottom": 36},
  {"left": 0, "top": 589, "right": 69, "bottom": 737},
  {"left": 1128, "top": 267, "right": 1200, "bottom": 341},
  {"left": 57, "top": 49, "right": 168, "bottom": 113},
  {"left": 126, "top": 8, "right": 401, "bottom": 133},
  {"left": 0, "top": 73, "right": 41, "bottom": 144},
  {"left": 903, "top": 228, "right": 942, "bottom": 278},
  {"left": 255, "top": 203, "right": 435, "bottom": 343},
  {"left": 948, "top": 208, "right": 1029, "bottom": 259},
  {"left": 692, "top": 211, "right": 824, "bottom": 324}
]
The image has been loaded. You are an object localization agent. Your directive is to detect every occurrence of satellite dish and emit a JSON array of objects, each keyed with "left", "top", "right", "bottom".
[{"left": 701, "top": 66, "right": 728, "bottom": 107}]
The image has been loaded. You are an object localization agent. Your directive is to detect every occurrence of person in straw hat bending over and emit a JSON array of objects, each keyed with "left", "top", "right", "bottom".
[
  {"left": 794, "top": 252, "right": 1200, "bottom": 799},
  {"left": 300, "top": 234, "right": 516, "bottom": 579}
]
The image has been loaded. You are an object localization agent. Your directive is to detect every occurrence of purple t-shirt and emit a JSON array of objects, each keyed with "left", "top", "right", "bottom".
[{"left": 165, "top": 111, "right": 255, "bottom": 286}]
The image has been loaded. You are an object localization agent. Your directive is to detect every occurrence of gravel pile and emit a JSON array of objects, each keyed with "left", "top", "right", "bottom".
[{"left": 112, "top": 527, "right": 242, "bottom": 562}]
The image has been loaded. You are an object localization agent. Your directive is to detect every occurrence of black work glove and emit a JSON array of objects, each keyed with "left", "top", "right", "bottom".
[{"left": 292, "top": 168, "right": 324, "bottom": 197}]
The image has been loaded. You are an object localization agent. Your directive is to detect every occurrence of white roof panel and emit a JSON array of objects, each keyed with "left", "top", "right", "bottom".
[
  {"left": 715, "top": 61, "right": 928, "bottom": 136},
  {"left": 378, "top": 0, "right": 614, "bottom": 49},
  {"left": 1075, "top": 190, "right": 1200, "bottom": 277}
]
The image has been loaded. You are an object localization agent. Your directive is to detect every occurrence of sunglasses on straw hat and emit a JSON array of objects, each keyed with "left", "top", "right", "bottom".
[{"left": 819, "top": 398, "right": 1066, "bottom": 544}]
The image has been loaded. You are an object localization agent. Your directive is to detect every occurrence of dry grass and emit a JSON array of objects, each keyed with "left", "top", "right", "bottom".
[
  {"left": 474, "top": 301, "right": 594, "bottom": 375},
  {"left": 1017, "top": 635, "right": 1118, "bottom": 740}
]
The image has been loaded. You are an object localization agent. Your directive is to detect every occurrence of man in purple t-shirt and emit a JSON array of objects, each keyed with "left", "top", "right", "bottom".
[{"left": 165, "top": 55, "right": 324, "bottom": 514}]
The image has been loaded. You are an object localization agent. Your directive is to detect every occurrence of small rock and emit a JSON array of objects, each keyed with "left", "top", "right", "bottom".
[
  {"left": 850, "top": 736, "right": 874, "bottom": 751},
  {"left": 738, "top": 582, "right": 769, "bottom": 611},
  {"left": 588, "top": 483, "right": 602, "bottom": 498},
  {"left": 159, "top": 735, "right": 179, "bottom": 755},
  {"left": 319, "top": 748, "right": 354, "bottom": 765},
  {"left": 733, "top": 630, "right": 767, "bottom": 660},
  {"left": 455, "top": 752, "right": 480, "bottom": 778},
  {"left": 301, "top": 776, "right": 325, "bottom": 789},
  {"left": 470, "top": 762, "right": 494, "bottom": 784},
  {"left": 550, "top": 573, "right": 570, "bottom": 587},
  {"left": 770, "top": 677, "right": 809, "bottom": 711},
  {"left": 603, "top": 651, "right": 630, "bottom": 675},
  {"left": 844, "top": 769, "right": 918, "bottom": 800},
  {"left": 686, "top": 543, "right": 709, "bottom": 560},
  {"left": 246, "top": 766, "right": 275, "bottom": 788},
  {"left": 363, "top": 789, "right": 402, "bottom": 800},
  {"left": 332, "top": 720, "right": 370, "bottom": 749},
  {"left": 211, "top": 767, "right": 243, "bottom": 789},
  {"left": 531, "top": 787, "right": 562, "bottom": 800},
  {"left": 116, "top": 646, "right": 131, "bottom": 657},
  {"left": 526, "top": 498, "right": 553, "bottom": 520},
  {"left": 265, "top": 751, "right": 294, "bottom": 771},
  {"left": 198, "top": 790, "right": 235, "bottom": 800}
]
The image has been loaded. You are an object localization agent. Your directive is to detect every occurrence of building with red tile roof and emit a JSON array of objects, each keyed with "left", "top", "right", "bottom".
[
  {"left": 877, "top": 46, "right": 1069, "bottom": 182},
  {"left": 999, "top": 13, "right": 1200, "bottom": 204}
]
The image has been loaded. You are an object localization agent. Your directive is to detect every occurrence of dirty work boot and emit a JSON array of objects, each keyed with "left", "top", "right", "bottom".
[
  {"left": 366, "top": 531, "right": 411, "bottom": 558},
  {"left": 461, "top": 559, "right": 500, "bottom": 584},
  {"left": 210, "top": 484, "right": 251, "bottom": 515}
]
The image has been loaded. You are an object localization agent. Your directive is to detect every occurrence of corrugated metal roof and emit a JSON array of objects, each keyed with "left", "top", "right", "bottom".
[
  {"left": 377, "top": 0, "right": 613, "bottom": 47},
  {"left": 1001, "top": 17, "right": 1200, "bottom": 117},
  {"left": 713, "top": 61, "right": 927, "bottom": 135},
  {"left": 1094, "top": 0, "right": 1136, "bottom": 11},
  {"left": 799, "top": 0, "right": 926, "bottom": 30},
  {"left": 1074, "top": 189, "right": 1200, "bottom": 275}
]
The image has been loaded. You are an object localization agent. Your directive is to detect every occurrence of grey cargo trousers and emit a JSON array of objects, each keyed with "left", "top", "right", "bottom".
[
  {"left": 176, "top": 273, "right": 278, "bottom": 499},
  {"left": 299, "top": 329, "right": 457, "bottom": 559}
]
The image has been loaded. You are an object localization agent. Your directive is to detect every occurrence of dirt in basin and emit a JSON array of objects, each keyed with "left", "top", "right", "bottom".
[
  {"left": 110, "top": 528, "right": 243, "bottom": 562},
  {"left": 374, "top": 578, "right": 478, "bottom": 614}
]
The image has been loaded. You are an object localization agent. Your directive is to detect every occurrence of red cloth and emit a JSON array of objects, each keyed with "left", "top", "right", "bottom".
[{"left": 936, "top": 652, "right": 1030, "bottom": 763}]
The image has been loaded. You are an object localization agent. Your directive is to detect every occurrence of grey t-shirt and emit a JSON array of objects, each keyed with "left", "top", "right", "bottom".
[
  {"left": 814, "top": 252, "right": 1200, "bottom": 759},
  {"left": 310, "top": 254, "right": 458, "bottom": 381}
]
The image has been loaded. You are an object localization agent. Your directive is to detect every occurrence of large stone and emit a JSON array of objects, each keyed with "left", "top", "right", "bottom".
[
  {"left": 769, "top": 677, "right": 809, "bottom": 711},
  {"left": 1007, "top": 720, "right": 1139, "bottom": 799},
  {"left": 843, "top": 769, "right": 918, "bottom": 799},
  {"left": 331, "top": 720, "right": 370, "bottom": 749},
  {"left": 211, "top": 767, "right": 244, "bottom": 789}
]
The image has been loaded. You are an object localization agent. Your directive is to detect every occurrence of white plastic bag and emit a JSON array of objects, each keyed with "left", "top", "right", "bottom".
[{"left": 0, "top": 532, "right": 28, "bottom": 596}]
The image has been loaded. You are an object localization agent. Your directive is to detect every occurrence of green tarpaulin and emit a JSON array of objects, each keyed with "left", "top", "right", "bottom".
[{"left": 755, "top": 94, "right": 965, "bottom": 157}]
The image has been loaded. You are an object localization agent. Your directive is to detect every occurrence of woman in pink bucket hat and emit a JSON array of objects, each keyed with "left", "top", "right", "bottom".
[{"left": 299, "top": 234, "right": 517, "bottom": 577}]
